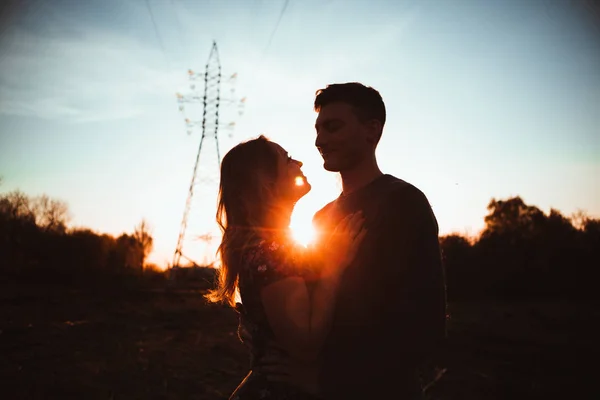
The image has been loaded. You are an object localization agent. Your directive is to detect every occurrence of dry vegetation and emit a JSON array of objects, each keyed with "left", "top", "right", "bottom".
[
  {"left": 2, "top": 279, "right": 596, "bottom": 399},
  {"left": 1, "top": 281, "right": 246, "bottom": 399}
]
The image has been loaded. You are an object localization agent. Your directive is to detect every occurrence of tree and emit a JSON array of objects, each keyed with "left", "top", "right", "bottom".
[
  {"left": 571, "top": 209, "right": 590, "bottom": 230},
  {"left": 133, "top": 219, "right": 154, "bottom": 270},
  {"left": 481, "top": 196, "right": 546, "bottom": 239},
  {"left": 32, "top": 194, "right": 71, "bottom": 233},
  {"left": 440, "top": 234, "right": 476, "bottom": 300},
  {"left": 111, "top": 233, "right": 144, "bottom": 273},
  {"left": 477, "top": 197, "right": 548, "bottom": 297},
  {"left": 0, "top": 190, "right": 35, "bottom": 223}
]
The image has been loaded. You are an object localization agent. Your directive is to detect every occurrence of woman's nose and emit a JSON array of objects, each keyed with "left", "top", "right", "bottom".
[{"left": 295, "top": 159, "right": 303, "bottom": 167}]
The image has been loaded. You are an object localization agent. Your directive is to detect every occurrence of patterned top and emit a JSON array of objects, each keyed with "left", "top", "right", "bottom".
[
  {"left": 231, "top": 237, "right": 323, "bottom": 399},
  {"left": 236, "top": 237, "right": 315, "bottom": 366}
]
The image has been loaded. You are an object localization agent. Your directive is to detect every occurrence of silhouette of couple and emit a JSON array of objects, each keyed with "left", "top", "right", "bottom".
[{"left": 207, "top": 83, "right": 447, "bottom": 400}]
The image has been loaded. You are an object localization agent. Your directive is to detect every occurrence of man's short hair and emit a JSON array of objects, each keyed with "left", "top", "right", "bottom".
[{"left": 314, "top": 82, "right": 386, "bottom": 128}]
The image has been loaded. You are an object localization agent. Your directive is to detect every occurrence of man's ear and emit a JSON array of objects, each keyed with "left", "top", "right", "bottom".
[{"left": 365, "top": 120, "right": 383, "bottom": 145}]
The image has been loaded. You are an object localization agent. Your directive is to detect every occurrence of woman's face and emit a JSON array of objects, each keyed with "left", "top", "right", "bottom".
[{"left": 268, "top": 141, "right": 311, "bottom": 203}]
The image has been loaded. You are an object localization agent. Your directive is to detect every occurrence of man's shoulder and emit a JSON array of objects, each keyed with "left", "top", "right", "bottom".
[
  {"left": 383, "top": 175, "right": 438, "bottom": 232},
  {"left": 381, "top": 175, "right": 429, "bottom": 205},
  {"left": 313, "top": 199, "right": 337, "bottom": 223}
]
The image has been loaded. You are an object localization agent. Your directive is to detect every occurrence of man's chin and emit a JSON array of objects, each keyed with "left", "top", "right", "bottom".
[{"left": 323, "top": 160, "right": 342, "bottom": 172}]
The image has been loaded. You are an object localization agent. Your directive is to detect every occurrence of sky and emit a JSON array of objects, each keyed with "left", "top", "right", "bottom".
[{"left": 0, "top": 0, "right": 599, "bottom": 268}]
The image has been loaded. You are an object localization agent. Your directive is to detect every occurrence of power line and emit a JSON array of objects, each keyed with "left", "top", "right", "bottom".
[
  {"left": 169, "top": 0, "right": 187, "bottom": 55},
  {"left": 144, "top": 0, "right": 169, "bottom": 63},
  {"left": 244, "top": 0, "right": 290, "bottom": 101},
  {"left": 260, "top": 0, "right": 290, "bottom": 59}
]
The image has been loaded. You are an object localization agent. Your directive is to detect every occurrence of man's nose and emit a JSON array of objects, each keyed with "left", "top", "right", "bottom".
[
  {"left": 294, "top": 159, "right": 303, "bottom": 167},
  {"left": 315, "top": 134, "right": 326, "bottom": 150}
]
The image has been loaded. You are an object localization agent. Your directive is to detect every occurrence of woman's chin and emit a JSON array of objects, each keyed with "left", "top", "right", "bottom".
[
  {"left": 294, "top": 181, "right": 311, "bottom": 201},
  {"left": 302, "top": 182, "right": 312, "bottom": 196}
]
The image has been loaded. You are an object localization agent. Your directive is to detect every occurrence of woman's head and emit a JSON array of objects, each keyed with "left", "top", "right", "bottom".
[
  {"left": 207, "top": 135, "right": 310, "bottom": 306},
  {"left": 217, "top": 135, "right": 310, "bottom": 232}
]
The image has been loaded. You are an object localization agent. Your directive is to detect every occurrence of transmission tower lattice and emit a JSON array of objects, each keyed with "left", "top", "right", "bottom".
[{"left": 172, "top": 41, "right": 232, "bottom": 269}]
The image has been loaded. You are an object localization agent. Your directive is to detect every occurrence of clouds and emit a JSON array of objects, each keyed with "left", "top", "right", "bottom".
[
  {"left": 0, "top": 18, "right": 182, "bottom": 123},
  {"left": 0, "top": 97, "right": 82, "bottom": 120},
  {"left": 0, "top": 0, "right": 422, "bottom": 124}
]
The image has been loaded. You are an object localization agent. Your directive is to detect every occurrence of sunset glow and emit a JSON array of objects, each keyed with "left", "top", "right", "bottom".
[
  {"left": 291, "top": 225, "right": 316, "bottom": 247},
  {"left": 0, "top": 0, "right": 597, "bottom": 270},
  {"left": 290, "top": 213, "right": 316, "bottom": 247}
]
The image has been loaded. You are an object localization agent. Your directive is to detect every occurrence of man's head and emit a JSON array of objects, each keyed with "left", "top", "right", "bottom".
[{"left": 314, "top": 82, "right": 386, "bottom": 172}]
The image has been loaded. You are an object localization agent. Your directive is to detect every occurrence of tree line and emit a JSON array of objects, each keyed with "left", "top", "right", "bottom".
[
  {"left": 1, "top": 187, "right": 598, "bottom": 302},
  {"left": 0, "top": 190, "right": 154, "bottom": 285},
  {"left": 441, "top": 197, "right": 599, "bottom": 303}
]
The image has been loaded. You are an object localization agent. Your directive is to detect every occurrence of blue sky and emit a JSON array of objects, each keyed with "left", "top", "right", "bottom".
[{"left": 1, "top": 0, "right": 599, "bottom": 267}]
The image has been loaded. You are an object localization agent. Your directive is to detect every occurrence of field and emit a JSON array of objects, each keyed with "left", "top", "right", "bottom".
[{"left": 1, "top": 281, "right": 596, "bottom": 399}]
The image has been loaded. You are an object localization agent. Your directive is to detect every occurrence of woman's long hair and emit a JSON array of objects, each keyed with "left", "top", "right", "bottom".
[{"left": 205, "top": 135, "right": 280, "bottom": 307}]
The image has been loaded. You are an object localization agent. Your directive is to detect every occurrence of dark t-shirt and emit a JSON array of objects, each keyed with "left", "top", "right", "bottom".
[{"left": 312, "top": 174, "right": 447, "bottom": 399}]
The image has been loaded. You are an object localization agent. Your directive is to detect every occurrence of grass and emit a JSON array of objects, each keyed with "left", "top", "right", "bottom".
[
  {"left": 1, "top": 282, "right": 246, "bottom": 399},
  {"left": 1, "top": 281, "right": 596, "bottom": 399}
]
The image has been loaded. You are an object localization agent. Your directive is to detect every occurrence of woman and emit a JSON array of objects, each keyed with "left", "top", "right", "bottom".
[{"left": 206, "top": 135, "right": 366, "bottom": 399}]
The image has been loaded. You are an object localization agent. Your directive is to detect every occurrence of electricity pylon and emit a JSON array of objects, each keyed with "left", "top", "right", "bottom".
[{"left": 172, "top": 41, "right": 245, "bottom": 268}]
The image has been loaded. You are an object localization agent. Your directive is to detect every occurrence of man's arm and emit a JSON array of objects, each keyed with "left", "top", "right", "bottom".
[{"left": 375, "top": 185, "right": 447, "bottom": 366}]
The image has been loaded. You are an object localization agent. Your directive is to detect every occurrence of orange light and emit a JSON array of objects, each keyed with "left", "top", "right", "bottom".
[
  {"left": 291, "top": 222, "right": 316, "bottom": 247},
  {"left": 295, "top": 176, "right": 304, "bottom": 186}
]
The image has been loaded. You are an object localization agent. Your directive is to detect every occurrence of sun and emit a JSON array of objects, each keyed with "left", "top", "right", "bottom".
[
  {"left": 290, "top": 221, "right": 316, "bottom": 247},
  {"left": 289, "top": 184, "right": 322, "bottom": 247}
]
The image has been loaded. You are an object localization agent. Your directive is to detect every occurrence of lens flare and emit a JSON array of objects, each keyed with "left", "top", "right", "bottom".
[{"left": 295, "top": 176, "right": 304, "bottom": 186}]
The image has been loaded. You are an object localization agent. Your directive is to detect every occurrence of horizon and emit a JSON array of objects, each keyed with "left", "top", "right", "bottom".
[{"left": 1, "top": 0, "right": 599, "bottom": 268}]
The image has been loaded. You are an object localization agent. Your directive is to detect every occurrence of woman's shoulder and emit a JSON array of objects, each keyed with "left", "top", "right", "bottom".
[
  {"left": 244, "top": 236, "right": 299, "bottom": 262},
  {"left": 241, "top": 236, "right": 308, "bottom": 279}
]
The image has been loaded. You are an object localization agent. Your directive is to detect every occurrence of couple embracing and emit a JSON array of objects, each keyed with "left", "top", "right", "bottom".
[{"left": 207, "top": 82, "right": 447, "bottom": 400}]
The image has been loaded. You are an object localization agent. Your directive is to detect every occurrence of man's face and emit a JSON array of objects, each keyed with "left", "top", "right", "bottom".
[{"left": 315, "top": 102, "right": 374, "bottom": 172}]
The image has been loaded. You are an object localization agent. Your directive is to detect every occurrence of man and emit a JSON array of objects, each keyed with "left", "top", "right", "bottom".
[
  {"left": 310, "top": 82, "right": 447, "bottom": 399},
  {"left": 239, "top": 82, "right": 447, "bottom": 399}
]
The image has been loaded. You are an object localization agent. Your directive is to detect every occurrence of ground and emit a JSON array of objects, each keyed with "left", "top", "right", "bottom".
[{"left": 1, "top": 281, "right": 596, "bottom": 399}]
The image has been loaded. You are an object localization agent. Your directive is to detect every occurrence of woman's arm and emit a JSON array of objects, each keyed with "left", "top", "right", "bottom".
[
  {"left": 259, "top": 212, "right": 365, "bottom": 362},
  {"left": 260, "top": 272, "right": 342, "bottom": 362}
]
